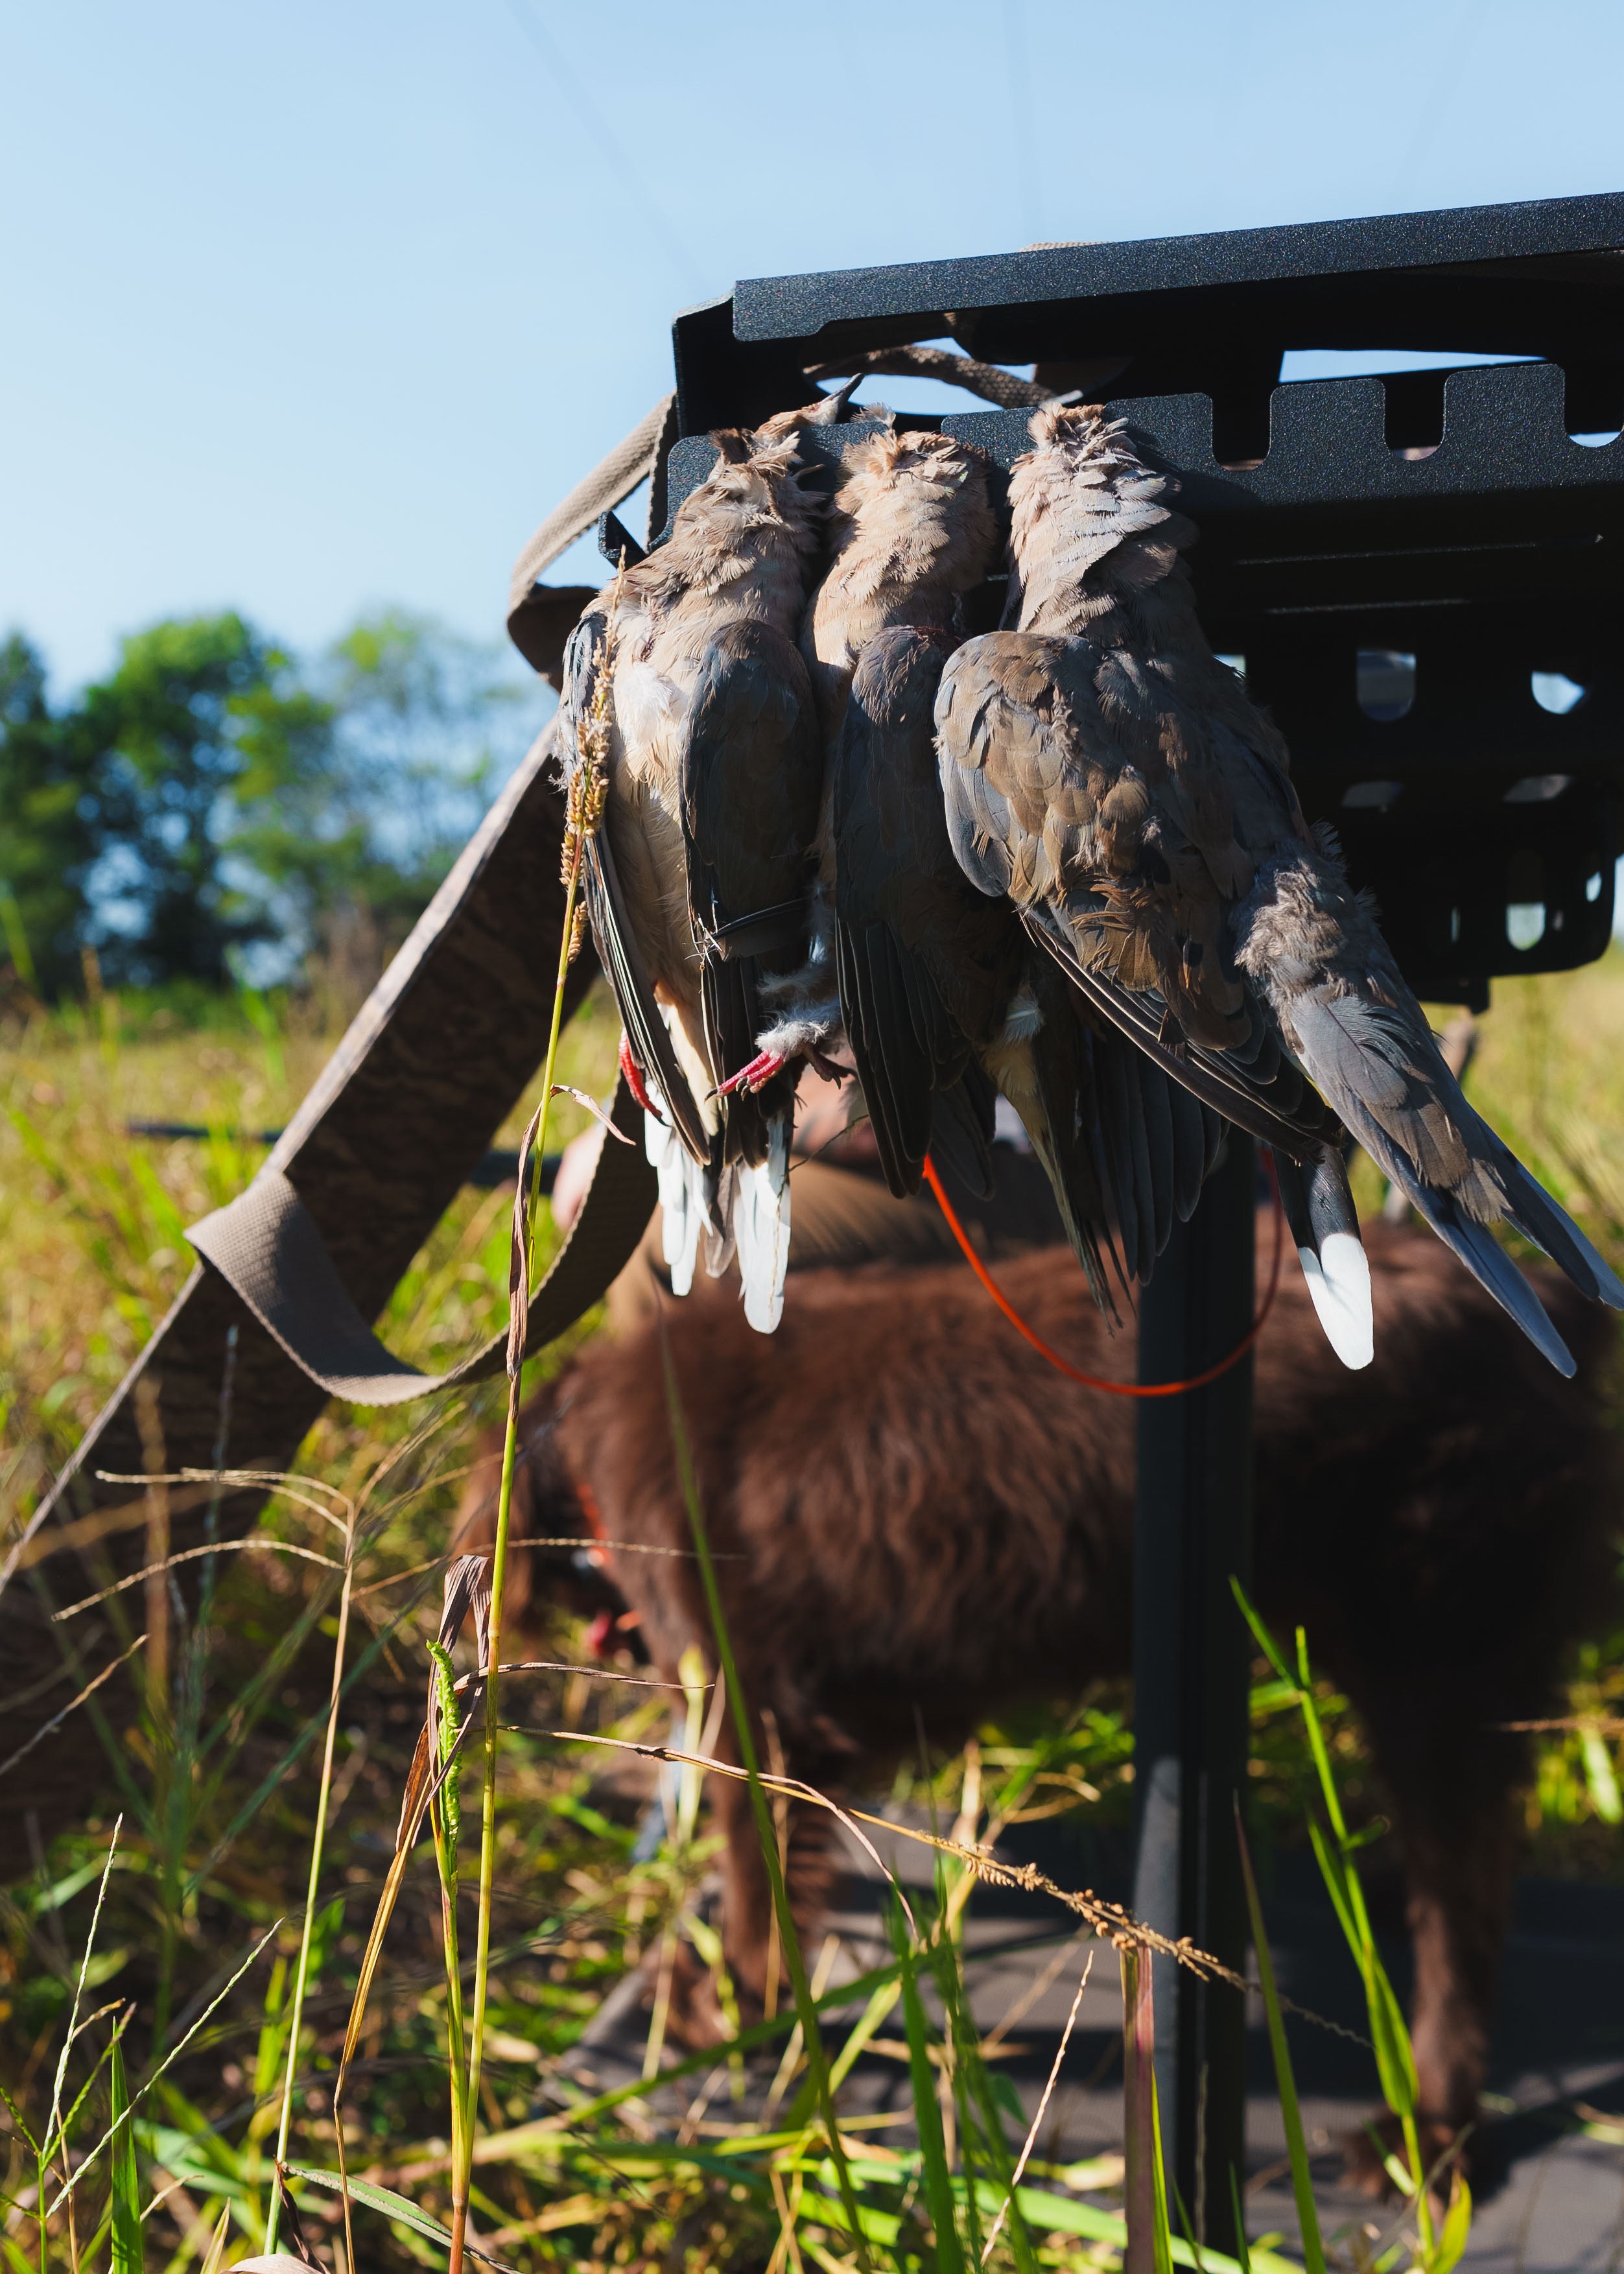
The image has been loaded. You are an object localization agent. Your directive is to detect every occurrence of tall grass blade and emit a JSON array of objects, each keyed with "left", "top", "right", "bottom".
[
  {"left": 47, "top": 1921, "right": 280, "bottom": 2218},
  {"left": 331, "top": 1670, "right": 483, "bottom": 2271},
  {"left": 200, "top": 2201, "right": 232, "bottom": 2274},
  {"left": 46, "top": 1816, "right": 121, "bottom": 2171},
  {"left": 1435, "top": 2170, "right": 1472, "bottom": 2274},
  {"left": 823, "top": 1978, "right": 902, "bottom": 2096},
  {"left": 1235, "top": 1585, "right": 1437, "bottom": 2247},
  {"left": 451, "top": 624, "right": 612, "bottom": 2271},
  {"left": 108, "top": 2038, "right": 141, "bottom": 2274},
  {"left": 1234, "top": 1812, "right": 1326, "bottom": 2274},
  {"left": 285, "top": 2163, "right": 524, "bottom": 2269},
  {"left": 454, "top": 1084, "right": 547, "bottom": 2274},
  {"left": 1227, "top": 2169, "right": 1251, "bottom": 2274},
  {"left": 981, "top": 1948, "right": 1093, "bottom": 2266},
  {"left": 264, "top": 1518, "right": 356, "bottom": 2253},
  {"left": 893, "top": 1901, "right": 964, "bottom": 2274},
  {"left": 1122, "top": 1946, "right": 1155, "bottom": 2274},
  {"left": 0, "top": 1633, "right": 148, "bottom": 1786},
  {"left": 1122, "top": 1948, "right": 1174, "bottom": 2274},
  {"left": 659, "top": 1329, "right": 870, "bottom": 2271}
]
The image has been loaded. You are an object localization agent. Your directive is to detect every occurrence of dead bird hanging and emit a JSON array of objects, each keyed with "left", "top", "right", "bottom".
[
  {"left": 819, "top": 425, "right": 1226, "bottom": 1308},
  {"left": 935, "top": 402, "right": 1624, "bottom": 1373},
  {"left": 564, "top": 391, "right": 1621, "bottom": 1370},
  {"left": 559, "top": 404, "right": 834, "bottom": 1333}
]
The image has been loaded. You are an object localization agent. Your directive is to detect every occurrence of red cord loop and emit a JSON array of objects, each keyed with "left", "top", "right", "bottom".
[{"left": 921, "top": 1152, "right": 1285, "bottom": 1399}]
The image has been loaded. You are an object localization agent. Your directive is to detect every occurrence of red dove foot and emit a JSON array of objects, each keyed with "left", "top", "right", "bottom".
[
  {"left": 618, "top": 1032, "right": 664, "bottom": 1124},
  {"left": 715, "top": 1039, "right": 849, "bottom": 1097},
  {"left": 714, "top": 1050, "right": 785, "bottom": 1097}
]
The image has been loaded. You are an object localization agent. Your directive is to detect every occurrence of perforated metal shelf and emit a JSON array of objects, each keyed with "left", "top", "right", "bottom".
[{"left": 659, "top": 192, "right": 1624, "bottom": 1002}]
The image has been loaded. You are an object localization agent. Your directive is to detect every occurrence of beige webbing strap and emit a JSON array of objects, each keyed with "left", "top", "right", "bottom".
[
  {"left": 802, "top": 344, "right": 1057, "bottom": 410},
  {"left": 185, "top": 1075, "right": 657, "bottom": 1406},
  {"left": 506, "top": 394, "right": 678, "bottom": 677}
]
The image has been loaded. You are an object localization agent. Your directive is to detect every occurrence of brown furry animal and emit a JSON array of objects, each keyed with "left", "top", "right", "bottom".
[{"left": 456, "top": 1218, "right": 1619, "bottom": 2150}]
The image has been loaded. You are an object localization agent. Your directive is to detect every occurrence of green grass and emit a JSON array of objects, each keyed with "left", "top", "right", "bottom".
[{"left": 3, "top": 955, "right": 1624, "bottom": 2269}]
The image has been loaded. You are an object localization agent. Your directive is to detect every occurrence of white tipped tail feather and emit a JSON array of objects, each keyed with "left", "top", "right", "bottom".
[
  {"left": 644, "top": 1107, "right": 790, "bottom": 1334},
  {"left": 1242, "top": 840, "right": 1622, "bottom": 1375},
  {"left": 647, "top": 1113, "right": 705, "bottom": 1299},
  {"left": 1295, "top": 1231, "right": 1374, "bottom": 1371},
  {"left": 734, "top": 1120, "right": 792, "bottom": 1334},
  {"left": 1270, "top": 1142, "right": 1375, "bottom": 1373}
]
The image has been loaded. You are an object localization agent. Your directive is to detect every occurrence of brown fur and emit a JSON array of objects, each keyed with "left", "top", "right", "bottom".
[{"left": 458, "top": 1220, "right": 1619, "bottom": 2143}]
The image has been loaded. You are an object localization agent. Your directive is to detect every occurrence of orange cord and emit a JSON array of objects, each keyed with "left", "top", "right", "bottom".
[{"left": 921, "top": 1150, "right": 1286, "bottom": 1398}]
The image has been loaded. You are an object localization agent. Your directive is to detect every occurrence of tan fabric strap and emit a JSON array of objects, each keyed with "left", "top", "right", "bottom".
[
  {"left": 506, "top": 393, "right": 677, "bottom": 621},
  {"left": 185, "top": 1075, "right": 656, "bottom": 1406}
]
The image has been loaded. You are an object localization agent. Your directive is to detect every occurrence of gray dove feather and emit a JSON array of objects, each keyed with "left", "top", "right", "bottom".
[
  {"left": 935, "top": 404, "right": 1623, "bottom": 1373},
  {"left": 825, "top": 429, "right": 1225, "bottom": 1306},
  {"left": 559, "top": 421, "right": 825, "bottom": 1332}
]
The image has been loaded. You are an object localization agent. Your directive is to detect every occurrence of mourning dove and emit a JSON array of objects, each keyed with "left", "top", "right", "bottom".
[
  {"left": 816, "top": 431, "right": 1223, "bottom": 1300},
  {"left": 835, "top": 618, "right": 1222, "bottom": 1310},
  {"left": 935, "top": 404, "right": 1623, "bottom": 1372},
  {"left": 712, "top": 425, "right": 1001, "bottom": 1112},
  {"left": 561, "top": 413, "right": 831, "bottom": 1331}
]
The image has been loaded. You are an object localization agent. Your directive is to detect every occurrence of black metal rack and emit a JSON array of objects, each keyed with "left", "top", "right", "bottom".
[{"left": 650, "top": 191, "right": 1624, "bottom": 2247}]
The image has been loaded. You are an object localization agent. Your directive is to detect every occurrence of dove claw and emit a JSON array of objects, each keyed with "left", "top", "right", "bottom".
[
  {"left": 619, "top": 1032, "right": 664, "bottom": 1123},
  {"left": 717, "top": 1050, "right": 789, "bottom": 1098}
]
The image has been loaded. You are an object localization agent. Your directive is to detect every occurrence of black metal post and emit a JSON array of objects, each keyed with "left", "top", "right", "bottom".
[{"left": 1132, "top": 1132, "right": 1256, "bottom": 2252}]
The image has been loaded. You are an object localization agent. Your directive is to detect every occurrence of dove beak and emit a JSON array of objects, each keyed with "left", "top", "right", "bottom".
[{"left": 801, "top": 372, "right": 864, "bottom": 425}]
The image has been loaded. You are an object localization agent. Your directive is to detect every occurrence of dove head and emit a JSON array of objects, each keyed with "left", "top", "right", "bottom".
[
  {"left": 826, "top": 429, "right": 998, "bottom": 602},
  {"left": 661, "top": 428, "right": 825, "bottom": 610},
  {"left": 753, "top": 374, "right": 867, "bottom": 441},
  {"left": 1006, "top": 401, "right": 1193, "bottom": 637}
]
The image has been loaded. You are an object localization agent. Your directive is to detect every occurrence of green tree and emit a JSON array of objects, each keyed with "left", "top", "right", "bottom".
[
  {"left": 0, "top": 634, "right": 98, "bottom": 998},
  {"left": 0, "top": 608, "right": 548, "bottom": 997},
  {"left": 231, "top": 610, "right": 545, "bottom": 980},
  {"left": 84, "top": 613, "right": 331, "bottom": 987}
]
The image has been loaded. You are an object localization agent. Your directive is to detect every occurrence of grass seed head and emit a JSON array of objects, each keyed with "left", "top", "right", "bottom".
[{"left": 427, "top": 1638, "right": 464, "bottom": 1850}]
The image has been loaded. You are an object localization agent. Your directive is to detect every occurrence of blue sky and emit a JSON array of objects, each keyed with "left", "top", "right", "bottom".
[{"left": 6, "top": 0, "right": 1624, "bottom": 691}]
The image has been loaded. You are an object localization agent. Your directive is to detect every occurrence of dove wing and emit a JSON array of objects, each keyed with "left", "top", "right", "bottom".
[
  {"left": 561, "top": 610, "right": 713, "bottom": 1166},
  {"left": 935, "top": 632, "right": 1339, "bottom": 1163},
  {"left": 679, "top": 618, "right": 823, "bottom": 1160},
  {"left": 836, "top": 629, "right": 1219, "bottom": 1296},
  {"left": 832, "top": 626, "right": 1007, "bottom": 1198}
]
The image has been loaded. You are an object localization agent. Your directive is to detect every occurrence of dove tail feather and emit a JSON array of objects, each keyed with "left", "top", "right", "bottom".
[
  {"left": 1389, "top": 1159, "right": 1578, "bottom": 1377},
  {"left": 588, "top": 835, "right": 712, "bottom": 1167},
  {"left": 1026, "top": 1115, "right": 1119, "bottom": 1322},
  {"left": 1236, "top": 841, "right": 1619, "bottom": 1368},
  {"left": 1490, "top": 1143, "right": 1624, "bottom": 1309},
  {"left": 1271, "top": 1143, "right": 1374, "bottom": 1371},
  {"left": 1138, "top": 1047, "right": 1175, "bottom": 1259},
  {"left": 1093, "top": 1034, "right": 1140, "bottom": 1286},
  {"left": 1168, "top": 1083, "right": 1211, "bottom": 1226},
  {"left": 646, "top": 1113, "right": 707, "bottom": 1298},
  {"left": 929, "top": 1071, "right": 997, "bottom": 1201},
  {"left": 735, "top": 1118, "right": 792, "bottom": 1334}
]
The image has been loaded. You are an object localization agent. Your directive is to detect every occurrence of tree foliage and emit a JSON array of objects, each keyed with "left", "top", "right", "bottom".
[
  {"left": 0, "top": 634, "right": 99, "bottom": 997},
  {"left": 0, "top": 610, "right": 548, "bottom": 997}
]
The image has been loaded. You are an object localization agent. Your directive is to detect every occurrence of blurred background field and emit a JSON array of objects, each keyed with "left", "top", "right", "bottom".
[
  {"left": 5, "top": 848, "right": 1624, "bottom": 2273},
  {"left": 7, "top": 479, "right": 1624, "bottom": 2274},
  {"left": 3, "top": 950, "right": 1619, "bottom": 2246},
  {"left": 5, "top": 952, "right": 1624, "bottom": 1845}
]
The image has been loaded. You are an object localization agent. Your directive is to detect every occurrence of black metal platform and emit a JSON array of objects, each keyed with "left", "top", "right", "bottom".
[
  {"left": 642, "top": 190, "right": 1624, "bottom": 2255},
  {"left": 665, "top": 191, "right": 1624, "bottom": 1009}
]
